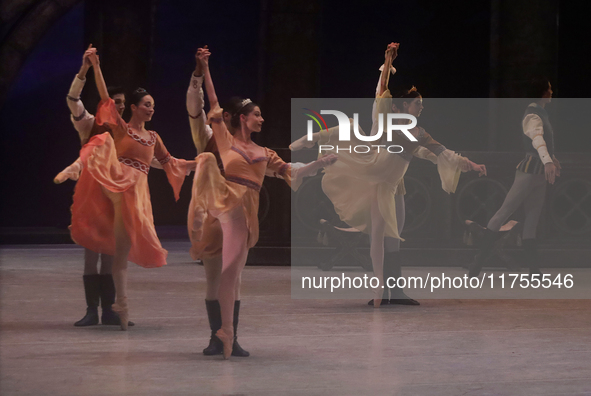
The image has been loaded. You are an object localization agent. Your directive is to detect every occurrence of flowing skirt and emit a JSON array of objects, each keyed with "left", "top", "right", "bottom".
[
  {"left": 188, "top": 153, "right": 260, "bottom": 260},
  {"left": 70, "top": 133, "right": 168, "bottom": 268}
]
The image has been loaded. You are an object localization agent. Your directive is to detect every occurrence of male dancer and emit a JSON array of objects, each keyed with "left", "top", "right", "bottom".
[
  {"left": 469, "top": 78, "right": 559, "bottom": 277},
  {"left": 54, "top": 47, "right": 134, "bottom": 327}
]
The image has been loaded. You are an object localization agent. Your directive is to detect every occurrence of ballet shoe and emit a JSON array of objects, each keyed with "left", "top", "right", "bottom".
[
  {"left": 53, "top": 173, "right": 68, "bottom": 184},
  {"left": 215, "top": 327, "right": 234, "bottom": 360},
  {"left": 111, "top": 297, "right": 129, "bottom": 331},
  {"left": 367, "top": 299, "right": 389, "bottom": 306},
  {"left": 373, "top": 298, "right": 382, "bottom": 308}
]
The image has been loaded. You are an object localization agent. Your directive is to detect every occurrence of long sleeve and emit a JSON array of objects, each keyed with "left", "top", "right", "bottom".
[
  {"left": 154, "top": 134, "right": 196, "bottom": 201},
  {"left": 419, "top": 130, "right": 470, "bottom": 194},
  {"left": 95, "top": 98, "right": 126, "bottom": 138},
  {"left": 522, "top": 113, "right": 552, "bottom": 164},
  {"left": 266, "top": 149, "right": 295, "bottom": 189},
  {"left": 413, "top": 146, "right": 439, "bottom": 164},
  {"left": 187, "top": 73, "right": 213, "bottom": 154},
  {"left": 67, "top": 75, "right": 95, "bottom": 144}
]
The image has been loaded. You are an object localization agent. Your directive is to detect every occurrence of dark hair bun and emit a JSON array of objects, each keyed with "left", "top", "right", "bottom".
[{"left": 130, "top": 87, "right": 150, "bottom": 106}]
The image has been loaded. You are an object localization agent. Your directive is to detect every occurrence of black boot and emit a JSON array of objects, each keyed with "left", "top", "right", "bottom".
[
  {"left": 386, "top": 252, "right": 420, "bottom": 306},
  {"left": 74, "top": 274, "right": 100, "bottom": 326},
  {"left": 99, "top": 274, "right": 135, "bottom": 327},
  {"left": 469, "top": 228, "right": 497, "bottom": 277},
  {"left": 203, "top": 300, "right": 223, "bottom": 355},
  {"left": 523, "top": 239, "right": 542, "bottom": 276},
  {"left": 232, "top": 301, "right": 250, "bottom": 357}
]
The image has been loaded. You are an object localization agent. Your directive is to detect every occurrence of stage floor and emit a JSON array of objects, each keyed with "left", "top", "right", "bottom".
[{"left": 2, "top": 243, "right": 591, "bottom": 395}]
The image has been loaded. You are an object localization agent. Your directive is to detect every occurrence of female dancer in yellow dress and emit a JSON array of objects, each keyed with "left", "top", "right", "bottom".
[
  {"left": 291, "top": 43, "right": 486, "bottom": 307},
  {"left": 188, "top": 47, "right": 336, "bottom": 358}
]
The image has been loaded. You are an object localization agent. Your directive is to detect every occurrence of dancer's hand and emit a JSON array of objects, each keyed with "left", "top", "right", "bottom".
[
  {"left": 318, "top": 154, "right": 338, "bottom": 167},
  {"left": 196, "top": 46, "right": 211, "bottom": 69},
  {"left": 470, "top": 161, "right": 487, "bottom": 177},
  {"left": 385, "top": 42, "right": 399, "bottom": 61},
  {"left": 82, "top": 44, "right": 94, "bottom": 68},
  {"left": 545, "top": 162, "right": 557, "bottom": 184},
  {"left": 194, "top": 48, "right": 204, "bottom": 76},
  {"left": 552, "top": 155, "right": 561, "bottom": 177},
  {"left": 87, "top": 51, "right": 100, "bottom": 68}
]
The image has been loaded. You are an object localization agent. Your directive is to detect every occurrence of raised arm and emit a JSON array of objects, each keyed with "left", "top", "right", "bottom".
[
  {"left": 87, "top": 47, "right": 109, "bottom": 101},
  {"left": 67, "top": 46, "right": 95, "bottom": 144},
  {"left": 199, "top": 47, "right": 219, "bottom": 111},
  {"left": 378, "top": 43, "right": 398, "bottom": 97},
  {"left": 187, "top": 49, "right": 212, "bottom": 153},
  {"left": 199, "top": 47, "right": 233, "bottom": 151}
]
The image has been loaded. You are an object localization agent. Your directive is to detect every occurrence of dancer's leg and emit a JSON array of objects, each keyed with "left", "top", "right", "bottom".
[
  {"left": 522, "top": 175, "right": 546, "bottom": 240},
  {"left": 470, "top": 171, "right": 535, "bottom": 277},
  {"left": 370, "top": 196, "right": 386, "bottom": 307},
  {"left": 486, "top": 171, "right": 534, "bottom": 232},
  {"left": 84, "top": 249, "right": 99, "bottom": 275},
  {"left": 216, "top": 205, "right": 249, "bottom": 358},
  {"left": 522, "top": 175, "right": 546, "bottom": 275},
  {"left": 202, "top": 256, "right": 224, "bottom": 355},
  {"left": 384, "top": 194, "right": 418, "bottom": 304},
  {"left": 99, "top": 254, "right": 113, "bottom": 275},
  {"left": 203, "top": 257, "right": 222, "bottom": 301},
  {"left": 102, "top": 187, "right": 131, "bottom": 330}
]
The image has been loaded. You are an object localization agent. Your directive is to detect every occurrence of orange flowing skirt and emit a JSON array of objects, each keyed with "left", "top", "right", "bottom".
[
  {"left": 188, "top": 153, "right": 260, "bottom": 260},
  {"left": 70, "top": 133, "right": 168, "bottom": 268}
]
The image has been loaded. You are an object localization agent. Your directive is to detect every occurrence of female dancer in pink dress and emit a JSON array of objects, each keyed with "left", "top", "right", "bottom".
[
  {"left": 189, "top": 47, "right": 336, "bottom": 358},
  {"left": 70, "top": 47, "right": 195, "bottom": 330}
]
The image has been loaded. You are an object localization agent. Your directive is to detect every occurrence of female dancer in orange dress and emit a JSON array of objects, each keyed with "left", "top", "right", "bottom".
[
  {"left": 188, "top": 47, "right": 336, "bottom": 358},
  {"left": 70, "top": 47, "right": 195, "bottom": 330}
]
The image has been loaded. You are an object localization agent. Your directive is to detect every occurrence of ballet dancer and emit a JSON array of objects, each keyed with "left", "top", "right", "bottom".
[{"left": 70, "top": 46, "right": 195, "bottom": 330}]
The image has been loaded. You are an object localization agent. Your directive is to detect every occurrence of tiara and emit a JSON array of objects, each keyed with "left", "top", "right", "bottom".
[{"left": 240, "top": 98, "right": 252, "bottom": 107}]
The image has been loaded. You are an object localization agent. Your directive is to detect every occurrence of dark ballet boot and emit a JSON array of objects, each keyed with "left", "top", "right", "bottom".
[
  {"left": 232, "top": 301, "right": 250, "bottom": 357},
  {"left": 74, "top": 274, "right": 100, "bottom": 326},
  {"left": 469, "top": 228, "right": 497, "bottom": 277},
  {"left": 203, "top": 300, "right": 224, "bottom": 355},
  {"left": 99, "top": 274, "right": 135, "bottom": 327},
  {"left": 522, "top": 239, "right": 542, "bottom": 276},
  {"left": 386, "top": 252, "right": 420, "bottom": 306}
]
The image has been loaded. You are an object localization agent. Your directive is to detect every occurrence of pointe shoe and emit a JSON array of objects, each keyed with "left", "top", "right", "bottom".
[
  {"left": 373, "top": 298, "right": 382, "bottom": 308},
  {"left": 53, "top": 172, "right": 69, "bottom": 184},
  {"left": 111, "top": 297, "right": 129, "bottom": 331},
  {"left": 215, "top": 327, "right": 233, "bottom": 360}
]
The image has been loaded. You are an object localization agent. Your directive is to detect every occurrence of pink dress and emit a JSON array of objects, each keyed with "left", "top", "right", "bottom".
[{"left": 70, "top": 99, "right": 194, "bottom": 268}]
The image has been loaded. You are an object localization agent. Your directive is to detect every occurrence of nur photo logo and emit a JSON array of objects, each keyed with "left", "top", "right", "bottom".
[{"left": 303, "top": 108, "right": 418, "bottom": 154}]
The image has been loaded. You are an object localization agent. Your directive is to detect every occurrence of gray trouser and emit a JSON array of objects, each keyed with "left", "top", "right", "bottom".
[{"left": 487, "top": 170, "right": 546, "bottom": 240}]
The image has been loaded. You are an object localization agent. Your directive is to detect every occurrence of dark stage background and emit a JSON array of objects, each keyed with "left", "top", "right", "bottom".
[{"left": 1, "top": 0, "right": 590, "bottom": 247}]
